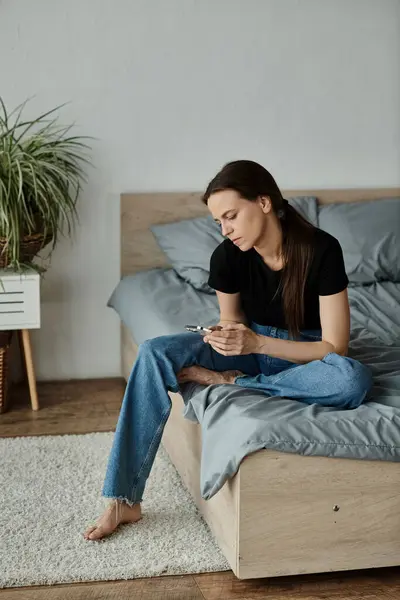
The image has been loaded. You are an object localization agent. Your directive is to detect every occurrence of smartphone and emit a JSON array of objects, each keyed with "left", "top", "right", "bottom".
[{"left": 185, "top": 325, "right": 212, "bottom": 334}]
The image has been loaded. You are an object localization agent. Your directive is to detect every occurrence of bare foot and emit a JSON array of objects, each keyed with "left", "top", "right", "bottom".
[
  {"left": 177, "top": 365, "right": 243, "bottom": 386},
  {"left": 83, "top": 500, "right": 142, "bottom": 541}
]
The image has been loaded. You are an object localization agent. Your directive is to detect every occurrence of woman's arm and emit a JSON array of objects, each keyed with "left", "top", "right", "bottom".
[
  {"left": 206, "top": 289, "right": 350, "bottom": 364},
  {"left": 214, "top": 290, "right": 248, "bottom": 327},
  {"left": 256, "top": 289, "right": 350, "bottom": 362}
]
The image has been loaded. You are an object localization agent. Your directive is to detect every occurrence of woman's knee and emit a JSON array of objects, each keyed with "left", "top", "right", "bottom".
[
  {"left": 139, "top": 333, "right": 186, "bottom": 355},
  {"left": 139, "top": 336, "right": 166, "bottom": 355},
  {"left": 136, "top": 339, "right": 158, "bottom": 364},
  {"left": 325, "top": 353, "right": 373, "bottom": 408},
  {"left": 138, "top": 332, "right": 205, "bottom": 366}
]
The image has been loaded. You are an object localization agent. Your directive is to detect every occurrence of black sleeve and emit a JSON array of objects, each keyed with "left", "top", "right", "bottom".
[
  {"left": 317, "top": 236, "right": 349, "bottom": 296},
  {"left": 208, "top": 241, "right": 240, "bottom": 293}
]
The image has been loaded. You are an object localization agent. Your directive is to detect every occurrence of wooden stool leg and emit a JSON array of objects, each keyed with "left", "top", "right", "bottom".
[{"left": 20, "top": 329, "right": 39, "bottom": 411}]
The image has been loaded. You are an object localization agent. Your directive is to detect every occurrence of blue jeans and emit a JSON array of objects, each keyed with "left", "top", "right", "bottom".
[{"left": 102, "top": 324, "right": 372, "bottom": 505}]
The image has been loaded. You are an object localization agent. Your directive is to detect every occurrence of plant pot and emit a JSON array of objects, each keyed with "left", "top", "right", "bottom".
[{"left": 0, "top": 231, "right": 53, "bottom": 268}]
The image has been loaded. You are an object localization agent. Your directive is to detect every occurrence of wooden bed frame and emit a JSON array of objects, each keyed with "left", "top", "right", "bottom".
[{"left": 120, "top": 188, "right": 400, "bottom": 579}]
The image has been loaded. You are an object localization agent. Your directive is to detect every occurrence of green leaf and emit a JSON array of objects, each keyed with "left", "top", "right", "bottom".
[{"left": 0, "top": 96, "right": 92, "bottom": 271}]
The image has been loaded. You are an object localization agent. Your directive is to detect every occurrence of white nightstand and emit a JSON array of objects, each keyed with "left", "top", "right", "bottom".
[{"left": 0, "top": 269, "right": 40, "bottom": 411}]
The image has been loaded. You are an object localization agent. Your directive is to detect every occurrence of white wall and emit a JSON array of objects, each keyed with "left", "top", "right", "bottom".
[{"left": 1, "top": 0, "right": 399, "bottom": 380}]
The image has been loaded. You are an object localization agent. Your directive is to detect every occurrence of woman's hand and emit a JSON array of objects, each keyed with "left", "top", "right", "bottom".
[{"left": 204, "top": 323, "right": 261, "bottom": 356}]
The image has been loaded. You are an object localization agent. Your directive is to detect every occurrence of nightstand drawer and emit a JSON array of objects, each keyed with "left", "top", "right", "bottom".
[{"left": 0, "top": 274, "right": 40, "bottom": 330}]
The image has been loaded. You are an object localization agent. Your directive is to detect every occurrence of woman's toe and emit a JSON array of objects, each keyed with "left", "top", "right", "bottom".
[
  {"left": 83, "top": 525, "right": 97, "bottom": 539},
  {"left": 87, "top": 526, "right": 104, "bottom": 541}
]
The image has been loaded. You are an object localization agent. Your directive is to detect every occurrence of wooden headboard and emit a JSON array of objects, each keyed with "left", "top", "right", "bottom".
[{"left": 120, "top": 188, "right": 400, "bottom": 277}]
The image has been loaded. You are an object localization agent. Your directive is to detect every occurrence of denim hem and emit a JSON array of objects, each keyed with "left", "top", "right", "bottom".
[
  {"left": 101, "top": 494, "right": 142, "bottom": 506},
  {"left": 101, "top": 408, "right": 170, "bottom": 505},
  {"left": 126, "top": 407, "right": 171, "bottom": 503}
]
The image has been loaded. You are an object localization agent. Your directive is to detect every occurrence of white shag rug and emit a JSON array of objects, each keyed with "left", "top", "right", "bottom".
[{"left": 0, "top": 432, "right": 229, "bottom": 588}]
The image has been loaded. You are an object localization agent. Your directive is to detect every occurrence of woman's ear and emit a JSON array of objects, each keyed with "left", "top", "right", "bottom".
[{"left": 258, "top": 195, "right": 272, "bottom": 214}]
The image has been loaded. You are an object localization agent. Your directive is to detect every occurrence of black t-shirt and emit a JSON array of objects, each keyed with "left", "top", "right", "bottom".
[{"left": 208, "top": 228, "right": 348, "bottom": 330}]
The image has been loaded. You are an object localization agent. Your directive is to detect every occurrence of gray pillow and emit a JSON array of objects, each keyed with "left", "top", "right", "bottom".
[
  {"left": 151, "top": 215, "right": 223, "bottom": 292},
  {"left": 318, "top": 197, "right": 400, "bottom": 284},
  {"left": 151, "top": 196, "right": 318, "bottom": 292},
  {"left": 287, "top": 195, "right": 318, "bottom": 226}
]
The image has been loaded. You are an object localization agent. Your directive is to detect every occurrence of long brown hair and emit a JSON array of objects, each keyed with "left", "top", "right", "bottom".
[{"left": 202, "top": 160, "right": 316, "bottom": 339}]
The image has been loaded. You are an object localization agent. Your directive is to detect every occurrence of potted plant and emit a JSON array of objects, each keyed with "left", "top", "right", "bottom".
[{"left": 0, "top": 97, "right": 91, "bottom": 272}]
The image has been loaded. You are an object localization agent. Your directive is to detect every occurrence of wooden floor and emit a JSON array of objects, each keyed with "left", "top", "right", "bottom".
[{"left": 1, "top": 378, "right": 400, "bottom": 600}]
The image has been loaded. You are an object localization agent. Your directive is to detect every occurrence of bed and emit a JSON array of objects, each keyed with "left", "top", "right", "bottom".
[{"left": 115, "top": 188, "right": 400, "bottom": 579}]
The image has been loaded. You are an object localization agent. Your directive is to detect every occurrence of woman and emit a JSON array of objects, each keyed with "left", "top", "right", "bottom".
[{"left": 84, "top": 160, "right": 372, "bottom": 541}]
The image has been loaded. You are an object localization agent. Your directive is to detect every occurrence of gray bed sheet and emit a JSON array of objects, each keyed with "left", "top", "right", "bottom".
[
  {"left": 108, "top": 269, "right": 400, "bottom": 499},
  {"left": 108, "top": 268, "right": 220, "bottom": 340}
]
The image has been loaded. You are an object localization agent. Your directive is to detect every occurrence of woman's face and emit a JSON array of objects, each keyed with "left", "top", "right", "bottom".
[{"left": 207, "top": 189, "right": 271, "bottom": 251}]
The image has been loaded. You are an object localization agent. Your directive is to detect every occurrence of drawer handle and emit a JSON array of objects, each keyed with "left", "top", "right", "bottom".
[{"left": 0, "top": 291, "right": 23, "bottom": 295}]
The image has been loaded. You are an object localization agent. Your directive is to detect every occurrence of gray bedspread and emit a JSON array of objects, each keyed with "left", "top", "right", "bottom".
[{"left": 108, "top": 270, "right": 400, "bottom": 499}]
